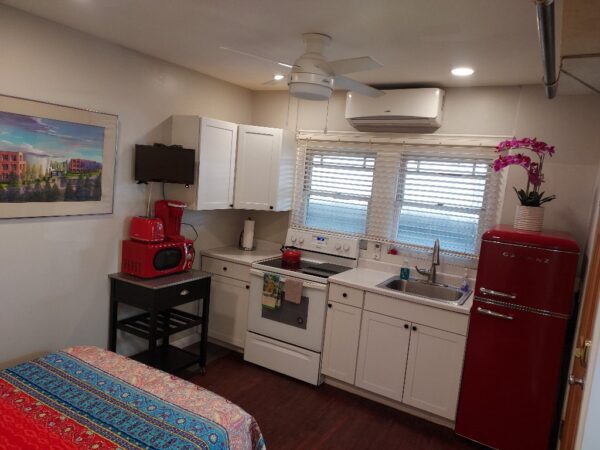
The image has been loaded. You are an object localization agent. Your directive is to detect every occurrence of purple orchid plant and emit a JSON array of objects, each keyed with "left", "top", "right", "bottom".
[{"left": 493, "top": 137, "right": 556, "bottom": 207}]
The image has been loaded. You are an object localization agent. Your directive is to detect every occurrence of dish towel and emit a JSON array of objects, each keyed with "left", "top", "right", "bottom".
[
  {"left": 284, "top": 278, "right": 303, "bottom": 304},
  {"left": 262, "top": 273, "right": 281, "bottom": 310}
]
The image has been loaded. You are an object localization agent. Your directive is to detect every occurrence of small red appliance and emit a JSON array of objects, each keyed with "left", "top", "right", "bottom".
[
  {"left": 129, "top": 216, "right": 164, "bottom": 243},
  {"left": 281, "top": 245, "right": 301, "bottom": 267},
  {"left": 121, "top": 239, "right": 195, "bottom": 279},
  {"left": 154, "top": 200, "right": 186, "bottom": 241}
]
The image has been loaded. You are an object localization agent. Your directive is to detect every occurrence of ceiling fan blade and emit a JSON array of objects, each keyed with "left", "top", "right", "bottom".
[
  {"left": 328, "top": 56, "right": 382, "bottom": 75},
  {"left": 262, "top": 78, "right": 287, "bottom": 86},
  {"left": 219, "top": 46, "right": 293, "bottom": 68},
  {"left": 334, "top": 75, "right": 384, "bottom": 97}
]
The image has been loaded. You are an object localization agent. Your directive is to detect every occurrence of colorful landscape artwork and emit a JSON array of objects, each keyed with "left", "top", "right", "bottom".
[{"left": 0, "top": 111, "right": 105, "bottom": 203}]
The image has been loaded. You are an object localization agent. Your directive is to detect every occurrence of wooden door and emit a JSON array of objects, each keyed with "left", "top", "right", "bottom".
[
  {"left": 234, "top": 125, "right": 280, "bottom": 210},
  {"left": 561, "top": 212, "right": 600, "bottom": 449},
  {"left": 321, "top": 301, "right": 362, "bottom": 384},
  {"left": 403, "top": 323, "right": 466, "bottom": 420},
  {"left": 207, "top": 274, "right": 250, "bottom": 349},
  {"left": 197, "top": 118, "right": 238, "bottom": 210},
  {"left": 355, "top": 310, "right": 411, "bottom": 401}
]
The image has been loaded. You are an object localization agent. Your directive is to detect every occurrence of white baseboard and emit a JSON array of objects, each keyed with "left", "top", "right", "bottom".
[
  {"left": 170, "top": 333, "right": 201, "bottom": 349},
  {"left": 324, "top": 376, "right": 455, "bottom": 429}
]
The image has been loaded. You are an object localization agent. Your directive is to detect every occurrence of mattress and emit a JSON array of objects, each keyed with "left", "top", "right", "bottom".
[{"left": 0, "top": 346, "right": 265, "bottom": 449}]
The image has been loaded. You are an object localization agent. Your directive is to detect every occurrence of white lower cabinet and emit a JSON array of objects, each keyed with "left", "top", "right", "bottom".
[
  {"left": 321, "top": 301, "right": 362, "bottom": 384},
  {"left": 355, "top": 311, "right": 411, "bottom": 402},
  {"left": 402, "top": 324, "right": 466, "bottom": 420},
  {"left": 322, "top": 282, "right": 468, "bottom": 422},
  {"left": 207, "top": 274, "right": 250, "bottom": 348}
]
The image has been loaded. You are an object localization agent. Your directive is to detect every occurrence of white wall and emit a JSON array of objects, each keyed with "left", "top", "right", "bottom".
[
  {"left": 251, "top": 86, "right": 600, "bottom": 248},
  {"left": 0, "top": 6, "right": 254, "bottom": 366}
]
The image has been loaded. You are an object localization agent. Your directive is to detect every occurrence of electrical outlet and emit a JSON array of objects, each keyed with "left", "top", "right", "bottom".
[{"left": 373, "top": 243, "right": 381, "bottom": 260}]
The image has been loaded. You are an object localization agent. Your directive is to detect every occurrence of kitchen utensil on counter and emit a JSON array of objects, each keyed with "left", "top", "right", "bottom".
[{"left": 239, "top": 218, "right": 256, "bottom": 251}]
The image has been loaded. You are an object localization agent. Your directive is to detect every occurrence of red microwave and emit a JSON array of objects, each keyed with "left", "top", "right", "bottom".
[{"left": 121, "top": 239, "right": 195, "bottom": 279}]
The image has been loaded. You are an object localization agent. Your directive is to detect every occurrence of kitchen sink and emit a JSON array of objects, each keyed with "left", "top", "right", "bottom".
[{"left": 376, "top": 276, "right": 471, "bottom": 305}]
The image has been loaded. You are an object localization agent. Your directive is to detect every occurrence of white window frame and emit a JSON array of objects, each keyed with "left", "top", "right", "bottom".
[{"left": 292, "top": 135, "right": 505, "bottom": 259}]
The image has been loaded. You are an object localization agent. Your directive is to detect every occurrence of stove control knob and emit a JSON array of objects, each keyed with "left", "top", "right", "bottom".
[
  {"left": 335, "top": 243, "right": 342, "bottom": 250},
  {"left": 291, "top": 236, "right": 297, "bottom": 243},
  {"left": 298, "top": 237, "right": 305, "bottom": 244},
  {"left": 343, "top": 244, "right": 350, "bottom": 252}
]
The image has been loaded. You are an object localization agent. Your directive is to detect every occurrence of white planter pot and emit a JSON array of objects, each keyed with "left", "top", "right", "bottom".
[{"left": 514, "top": 205, "right": 544, "bottom": 232}]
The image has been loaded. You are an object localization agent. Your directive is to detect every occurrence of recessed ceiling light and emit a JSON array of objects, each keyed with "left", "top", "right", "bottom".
[
  {"left": 451, "top": 67, "right": 474, "bottom": 77},
  {"left": 274, "top": 74, "right": 285, "bottom": 81}
]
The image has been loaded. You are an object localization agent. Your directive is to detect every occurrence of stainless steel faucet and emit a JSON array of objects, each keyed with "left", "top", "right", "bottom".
[{"left": 415, "top": 239, "right": 440, "bottom": 284}]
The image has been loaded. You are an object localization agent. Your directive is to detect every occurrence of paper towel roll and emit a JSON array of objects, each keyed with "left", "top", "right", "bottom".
[{"left": 242, "top": 219, "right": 255, "bottom": 250}]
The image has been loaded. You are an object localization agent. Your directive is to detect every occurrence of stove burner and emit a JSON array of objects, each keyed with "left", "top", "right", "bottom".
[{"left": 258, "top": 258, "right": 351, "bottom": 279}]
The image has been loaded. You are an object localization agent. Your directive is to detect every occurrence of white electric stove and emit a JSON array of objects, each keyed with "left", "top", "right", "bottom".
[{"left": 244, "top": 228, "right": 359, "bottom": 385}]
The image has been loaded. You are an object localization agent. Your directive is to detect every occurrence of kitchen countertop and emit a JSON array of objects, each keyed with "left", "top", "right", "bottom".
[
  {"left": 200, "top": 240, "right": 281, "bottom": 266},
  {"left": 329, "top": 268, "right": 473, "bottom": 315}
]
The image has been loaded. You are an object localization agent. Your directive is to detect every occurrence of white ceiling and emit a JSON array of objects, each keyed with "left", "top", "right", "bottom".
[{"left": 2, "top": 0, "right": 547, "bottom": 91}]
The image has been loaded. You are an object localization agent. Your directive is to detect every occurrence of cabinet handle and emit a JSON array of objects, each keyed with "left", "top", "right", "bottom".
[
  {"left": 223, "top": 267, "right": 228, "bottom": 271},
  {"left": 180, "top": 289, "right": 190, "bottom": 296},
  {"left": 342, "top": 292, "right": 348, "bottom": 298},
  {"left": 328, "top": 303, "right": 332, "bottom": 308},
  {"left": 412, "top": 325, "right": 417, "bottom": 331},
  {"left": 246, "top": 285, "right": 250, "bottom": 290},
  {"left": 229, "top": 204, "right": 234, "bottom": 208},
  {"left": 404, "top": 324, "right": 409, "bottom": 329},
  {"left": 269, "top": 206, "right": 274, "bottom": 210}
]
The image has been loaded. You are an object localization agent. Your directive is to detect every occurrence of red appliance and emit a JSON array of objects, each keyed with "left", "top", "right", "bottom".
[
  {"left": 121, "top": 239, "right": 195, "bottom": 279},
  {"left": 455, "top": 226, "right": 579, "bottom": 450},
  {"left": 154, "top": 200, "right": 186, "bottom": 241},
  {"left": 129, "top": 216, "right": 165, "bottom": 243},
  {"left": 281, "top": 245, "right": 302, "bottom": 267}
]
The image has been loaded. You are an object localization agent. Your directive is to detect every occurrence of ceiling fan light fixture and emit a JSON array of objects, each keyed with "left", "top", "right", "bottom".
[
  {"left": 288, "top": 72, "right": 333, "bottom": 101},
  {"left": 451, "top": 67, "right": 474, "bottom": 77}
]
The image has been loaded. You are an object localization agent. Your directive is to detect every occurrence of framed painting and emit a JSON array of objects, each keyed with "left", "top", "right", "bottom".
[{"left": 0, "top": 94, "right": 118, "bottom": 219}]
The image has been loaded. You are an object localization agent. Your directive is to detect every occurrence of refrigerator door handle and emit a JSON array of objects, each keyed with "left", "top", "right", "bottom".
[
  {"left": 479, "top": 287, "right": 517, "bottom": 300},
  {"left": 476, "top": 306, "right": 514, "bottom": 320}
]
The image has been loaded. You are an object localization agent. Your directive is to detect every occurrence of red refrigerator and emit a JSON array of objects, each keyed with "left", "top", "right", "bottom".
[{"left": 455, "top": 226, "right": 579, "bottom": 449}]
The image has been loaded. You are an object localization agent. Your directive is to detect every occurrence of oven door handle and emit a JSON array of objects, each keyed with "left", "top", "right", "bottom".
[{"left": 250, "top": 268, "right": 327, "bottom": 291}]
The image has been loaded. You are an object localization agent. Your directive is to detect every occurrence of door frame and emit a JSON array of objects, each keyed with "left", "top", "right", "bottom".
[{"left": 561, "top": 206, "right": 600, "bottom": 449}]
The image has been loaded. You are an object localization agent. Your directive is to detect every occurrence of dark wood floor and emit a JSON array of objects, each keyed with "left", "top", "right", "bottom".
[{"left": 189, "top": 351, "right": 484, "bottom": 450}]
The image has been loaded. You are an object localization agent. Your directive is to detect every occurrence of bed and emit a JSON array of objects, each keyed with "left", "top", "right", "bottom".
[{"left": 0, "top": 346, "right": 265, "bottom": 449}]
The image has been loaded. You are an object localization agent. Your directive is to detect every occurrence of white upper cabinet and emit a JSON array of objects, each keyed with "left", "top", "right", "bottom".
[
  {"left": 234, "top": 125, "right": 295, "bottom": 211},
  {"left": 170, "top": 116, "right": 238, "bottom": 210}
]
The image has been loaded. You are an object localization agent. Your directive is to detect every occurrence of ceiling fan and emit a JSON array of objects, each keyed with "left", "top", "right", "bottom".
[{"left": 220, "top": 33, "right": 384, "bottom": 101}]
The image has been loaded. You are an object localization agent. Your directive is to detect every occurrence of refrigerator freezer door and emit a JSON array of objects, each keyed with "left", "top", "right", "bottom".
[
  {"left": 476, "top": 240, "right": 578, "bottom": 315},
  {"left": 455, "top": 300, "right": 569, "bottom": 449}
]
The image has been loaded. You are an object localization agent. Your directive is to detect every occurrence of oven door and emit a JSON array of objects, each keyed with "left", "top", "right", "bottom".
[{"left": 247, "top": 268, "right": 327, "bottom": 352}]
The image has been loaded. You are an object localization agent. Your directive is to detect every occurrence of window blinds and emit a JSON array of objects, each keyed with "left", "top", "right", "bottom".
[{"left": 292, "top": 138, "right": 502, "bottom": 258}]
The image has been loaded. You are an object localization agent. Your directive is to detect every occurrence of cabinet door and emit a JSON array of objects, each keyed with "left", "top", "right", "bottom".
[
  {"left": 355, "top": 311, "right": 410, "bottom": 401},
  {"left": 197, "top": 118, "right": 238, "bottom": 210},
  {"left": 234, "top": 125, "right": 281, "bottom": 210},
  {"left": 403, "top": 324, "right": 466, "bottom": 420},
  {"left": 207, "top": 274, "right": 250, "bottom": 348},
  {"left": 321, "top": 301, "right": 362, "bottom": 384}
]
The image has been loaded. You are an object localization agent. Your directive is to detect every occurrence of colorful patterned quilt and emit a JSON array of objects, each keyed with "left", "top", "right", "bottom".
[{"left": 0, "top": 346, "right": 265, "bottom": 449}]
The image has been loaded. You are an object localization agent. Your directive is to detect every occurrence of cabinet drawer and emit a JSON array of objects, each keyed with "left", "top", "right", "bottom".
[
  {"left": 157, "top": 279, "right": 207, "bottom": 309},
  {"left": 364, "top": 292, "right": 469, "bottom": 336},
  {"left": 202, "top": 256, "right": 250, "bottom": 282},
  {"left": 328, "top": 283, "right": 364, "bottom": 308}
]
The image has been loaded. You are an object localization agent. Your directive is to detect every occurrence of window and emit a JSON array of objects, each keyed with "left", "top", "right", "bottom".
[
  {"left": 396, "top": 154, "right": 492, "bottom": 255},
  {"left": 300, "top": 150, "right": 375, "bottom": 235},
  {"left": 292, "top": 139, "right": 500, "bottom": 257}
]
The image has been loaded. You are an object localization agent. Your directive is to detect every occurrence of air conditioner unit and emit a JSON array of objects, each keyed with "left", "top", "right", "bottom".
[{"left": 345, "top": 88, "right": 445, "bottom": 132}]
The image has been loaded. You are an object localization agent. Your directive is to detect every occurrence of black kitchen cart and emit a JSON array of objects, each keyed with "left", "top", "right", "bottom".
[{"left": 108, "top": 270, "right": 211, "bottom": 374}]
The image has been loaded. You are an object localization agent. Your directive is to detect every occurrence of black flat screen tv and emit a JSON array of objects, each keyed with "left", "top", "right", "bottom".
[{"left": 134, "top": 144, "right": 195, "bottom": 185}]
